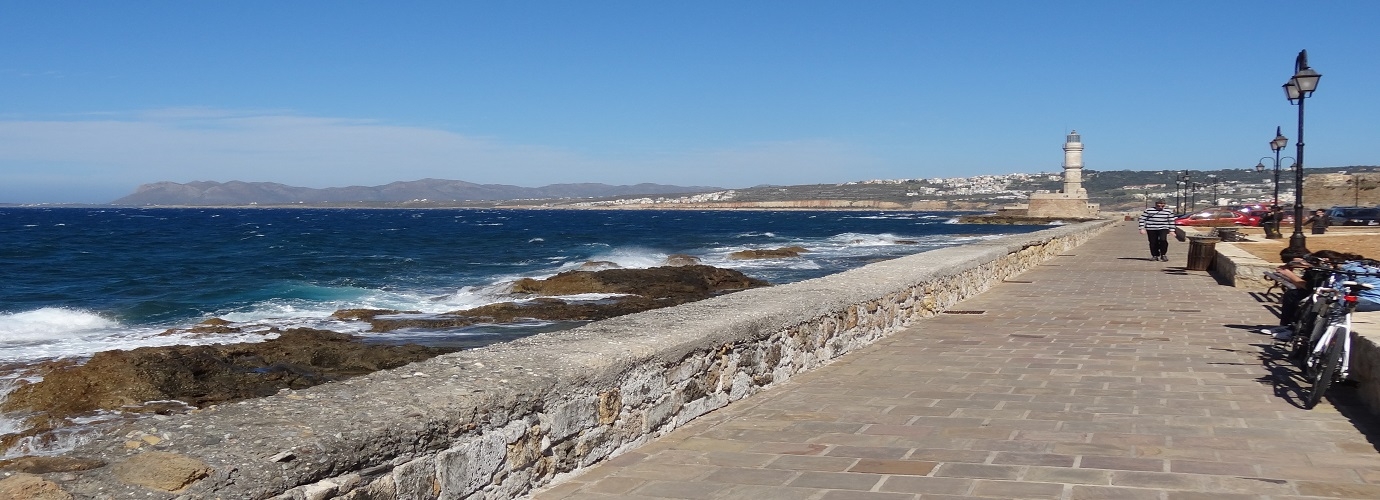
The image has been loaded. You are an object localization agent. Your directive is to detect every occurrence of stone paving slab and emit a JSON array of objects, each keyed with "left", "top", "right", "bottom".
[{"left": 530, "top": 221, "right": 1380, "bottom": 500}]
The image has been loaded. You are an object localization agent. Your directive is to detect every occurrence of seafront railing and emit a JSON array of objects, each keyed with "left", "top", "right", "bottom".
[{"left": 15, "top": 220, "right": 1115, "bottom": 499}]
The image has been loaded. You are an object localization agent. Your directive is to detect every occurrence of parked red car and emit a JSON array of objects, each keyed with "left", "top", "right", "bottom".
[{"left": 1175, "top": 209, "right": 1261, "bottom": 227}]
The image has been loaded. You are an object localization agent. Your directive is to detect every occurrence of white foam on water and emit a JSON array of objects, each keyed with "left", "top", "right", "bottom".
[
  {"left": 0, "top": 307, "right": 289, "bottom": 364},
  {"left": 571, "top": 247, "right": 668, "bottom": 270},
  {"left": 826, "top": 232, "right": 906, "bottom": 247},
  {"left": 0, "top": 308, "right": 117, "bottom": 343}
]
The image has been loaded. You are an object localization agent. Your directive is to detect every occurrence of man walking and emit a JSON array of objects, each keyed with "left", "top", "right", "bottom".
[
  {"left": 1261, "top": 205, "right": 1284, "bottom": 239},
  {"left": 1303, "top": 208, "right": 1329, "bottom": 235},
  {"left": 1138, "top": 199, "right": 1176, "bottom": 261}
]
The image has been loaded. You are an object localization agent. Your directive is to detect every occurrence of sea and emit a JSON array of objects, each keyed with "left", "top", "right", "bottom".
[{"left": 0, "top": 207, "right": 1044, "bottom": 455}]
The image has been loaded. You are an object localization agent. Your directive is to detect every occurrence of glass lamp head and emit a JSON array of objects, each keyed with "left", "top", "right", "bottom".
[
  {"left": 1293, "top": 67, "right": 1321, "bottom": 95},
  {"left": 1283, "top": 81, "right": 1301, "bottom": 102}
]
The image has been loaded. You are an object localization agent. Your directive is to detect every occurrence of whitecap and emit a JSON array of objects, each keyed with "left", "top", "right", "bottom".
[
  {"left": 0, "top": 308, "right": 117, "bottom": 344},
  {"left": 553, "top": 247, "right": 668, "bottom": 271}
]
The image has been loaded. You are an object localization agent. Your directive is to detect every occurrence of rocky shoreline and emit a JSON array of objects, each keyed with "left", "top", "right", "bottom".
[{"left": 0, "top": 261, "right": 777, "bottom": 460}]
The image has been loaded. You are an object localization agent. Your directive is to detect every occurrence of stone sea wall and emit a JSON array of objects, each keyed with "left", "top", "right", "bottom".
[{"left": 7, "top": 220, "right": 1113, "bottom": 499}]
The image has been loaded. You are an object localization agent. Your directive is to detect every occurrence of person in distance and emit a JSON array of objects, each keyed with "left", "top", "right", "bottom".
[{"left": 1136, "top": 199, "right": 1175, "bottom": 262}]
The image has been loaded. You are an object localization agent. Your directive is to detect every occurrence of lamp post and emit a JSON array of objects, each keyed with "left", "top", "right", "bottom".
[
  {"left": 1176, "top": 170, "right": 1191, "bottom": 214},
  {"left": 1281, "top": 50, "right": 1321, "bottom": 259},
  {"left": 1174, "top": 179, "right": 1183, "bottom": 213},
  {"left": 1207, "top": 174, "right": 1218, "bottom": 206},
  {"left": 1254, "top": 127, "right": 1290, "bottom": 205},
  {"left": 1255, "top": 155, "right": 1294, "bottom": 205}
]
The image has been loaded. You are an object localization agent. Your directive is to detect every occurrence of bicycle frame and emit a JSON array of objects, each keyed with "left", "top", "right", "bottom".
[
  {"left": 1301, "top": 274, "right": 1373, "bottom": 409},
  {"left": 1307, "top": 300, "right": 1352, "bottom": 381}
]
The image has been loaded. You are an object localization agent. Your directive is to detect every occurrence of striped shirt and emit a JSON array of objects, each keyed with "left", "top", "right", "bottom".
[{"left": 1138, "top": 207, "right": 1177, "bottom": 230}]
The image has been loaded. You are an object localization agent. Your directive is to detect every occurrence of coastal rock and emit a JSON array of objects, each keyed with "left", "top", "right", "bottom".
[
  {"left": 111, "top": 451, "right": 210, "bottom": 492},
  {"left": 158, "top": 317, "right": 248, "bottom": 337},
  {"left": 0, "top": 329, "right": 456, "bottom": 425},
  {"left": 0, "top": 456, "right": 106, "bottom": 474},
  {"left": 0, "top": 473, "right": 72, "bottom": 500},
  {"left": 957, "top": 214, "right": 1100, "bottom": 225},
  {"left": 330, "top": 308, "right": 419, "bottom": 321},
  {"left": 361, "top": 314, "right": 479, "bottom": 332},
  {"left": 728, "top": 246, "right": 809, "bottom": 260},
  {"left": 363, "top": 266, "right": 770, "bottom": 331},
  {"left": 457, "top": 296, "right": 668, "bottom": 323},
  {"left": 510, "top": 265, "right": 769, "bottom": 297},
  {"left": 576, "top": 260, "right": 621, "bottom": 271},
  {"left": 662, "top": 254, "right": 701, "bottom": 266}
]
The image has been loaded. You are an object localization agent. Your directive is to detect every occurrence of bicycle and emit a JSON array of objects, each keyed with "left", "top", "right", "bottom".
[
  {"left": 1283, "top": 262, "right": 1339, "bottom": 366},
  {"left": 1289, "top": 262, "right": 1378, "bottom": 409}
]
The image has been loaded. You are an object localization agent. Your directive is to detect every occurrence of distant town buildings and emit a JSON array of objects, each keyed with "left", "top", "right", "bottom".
[
  {"left": 571, "top": 190, "right": 739, "bottom": 207},
  {"left": 565, "top": 157, "right": 1360, "bottom": 210}
]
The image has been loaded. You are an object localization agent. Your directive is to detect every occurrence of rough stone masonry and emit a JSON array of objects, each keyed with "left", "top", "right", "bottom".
[{"left": 0, "top": 220, "right": 1114, "bottom": 499}]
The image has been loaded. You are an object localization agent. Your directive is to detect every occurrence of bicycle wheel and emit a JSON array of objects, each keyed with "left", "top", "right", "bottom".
[
  {"left": 1305, "top": 328, "right": 1345, "bottom": 409},
  {"left": 1290, "top": 303, "right": 1323, "bottom": 366}
]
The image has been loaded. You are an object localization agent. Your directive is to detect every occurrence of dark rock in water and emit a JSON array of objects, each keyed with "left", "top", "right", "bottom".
[
  {"left": 360, "top": 266, "right": 771, "bottom": 331},
  {"left": 661, "top": 254, "right": 701, "bottom": 266},
  {"left": 957, "top": 214, "right": 1100, "bottom": 225},
  {"left": 576, "top": 260, "right": 621, "bottom": 271},
  {"left": 363, "top": 314, "right": 479, "bottom": 332},
  {"left": 0, "top": 328, "right": 456, "bottom": 427},
  {"left": 158, "top": 317, "right": 247, "bottom": 337},
  {"left": 893, "top": 240, "right": 919, "bottom": 245},
  {"left": 456, "top": 296, "right": 669, "bottom": 323},
  {"left": 510, "top": 265, "right": 769, "bottom": 297},
  {"left": 0, "top": 456, "right": 106, "bottom": 474},
  {"left": 330, "top": 266, "right": 770, "bottom": 331},
  {"left": 330, "top": 308, "right": 418, "bottom": 321},
  {"left": 728, "top": 246, "right": 809, "bottom": 260}
]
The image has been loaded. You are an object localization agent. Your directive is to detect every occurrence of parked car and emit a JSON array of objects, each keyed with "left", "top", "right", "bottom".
[
  {"left": 1230, "top": 204, "right": 1294, "bottom": 224},
  {"left": 1175, "top": 209, "right": 1261, "bottom": 227},
  {"left": 1326, "top": 206, "right": 1380, "bottom": 226}
]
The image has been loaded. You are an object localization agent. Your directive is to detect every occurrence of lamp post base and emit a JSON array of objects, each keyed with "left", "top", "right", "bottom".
[{"left": 1281, "top": 233, "right": 1310, "bottom": 262}]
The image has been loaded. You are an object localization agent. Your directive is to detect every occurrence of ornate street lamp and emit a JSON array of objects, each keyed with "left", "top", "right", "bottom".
[
  {"left": 1176, "top": 170, "right": 1191, "bottom": 214},
  {"left": 1254, "top": 127, "right": 1291, "bottom": 205},
  {"left": 1282, "top": 50, "right": 1321, "bottom": 260},
  {"left": 1174, "top": 179, "right": 1184, "bottom": 214}
]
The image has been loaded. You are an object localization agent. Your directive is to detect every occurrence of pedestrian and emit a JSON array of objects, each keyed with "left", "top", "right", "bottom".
[
  {"left": 1260, "top": 205, "right": 1283, "bottom": 239},
  {"left": 1260, "top": 257, "right": 1312, "bottom": 339},
  {"left": 1137, "top": 199, "right": 1176, "bottom": 261},
  {"left": 1303, "top": 208, "right": 1330, "bottom": 235},
  {"left": 1260, "top": 249, "right": 1355, "bottom": 340}
]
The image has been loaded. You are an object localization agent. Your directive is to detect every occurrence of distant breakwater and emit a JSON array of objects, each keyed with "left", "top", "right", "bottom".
[{"left": 1, "top": 220, "right": 1115, "bottom": 499}]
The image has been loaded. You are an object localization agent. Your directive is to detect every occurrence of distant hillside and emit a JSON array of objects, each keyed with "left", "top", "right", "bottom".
[{"left": 110, "top": 179, "right": 721, "bottom": 206}]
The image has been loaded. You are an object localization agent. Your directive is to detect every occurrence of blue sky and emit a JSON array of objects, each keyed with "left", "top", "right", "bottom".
[{"left": 2, "top": 1, "right": 1377, "bottom": 203}]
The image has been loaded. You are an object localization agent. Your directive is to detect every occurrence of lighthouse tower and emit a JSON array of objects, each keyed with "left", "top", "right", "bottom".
[
  {"left": 1062, "top": 130, "right": 1086, "bottom": 195},
  {"left": 996, "top": 130, "right": 1100, "bottom": 219}
]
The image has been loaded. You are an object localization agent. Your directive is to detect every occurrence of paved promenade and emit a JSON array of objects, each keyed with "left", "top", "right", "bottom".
[{"left": 531, "top": 221, "right": 1380, "bottom": 500}]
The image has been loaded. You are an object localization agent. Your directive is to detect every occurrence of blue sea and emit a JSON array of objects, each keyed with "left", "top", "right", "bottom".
[
  {"left": 0, "top": 206, "right": 1049, "bottom": 456},
  {"left": 0, "top": 207, "right": 1045, "bottom": 364}
]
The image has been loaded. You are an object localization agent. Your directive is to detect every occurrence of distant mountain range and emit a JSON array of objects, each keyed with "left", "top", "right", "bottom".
[{"left": 111, "top": 179, "right": 722, "bottom": 206}]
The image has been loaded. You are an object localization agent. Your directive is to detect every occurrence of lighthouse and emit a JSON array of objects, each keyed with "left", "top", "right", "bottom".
[
  {"left": 993, "top": 130, "right": 1100, "bottom": 219},
  {"left": 1062, "top": 130, "right": 1085, "bottom": 195}
]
